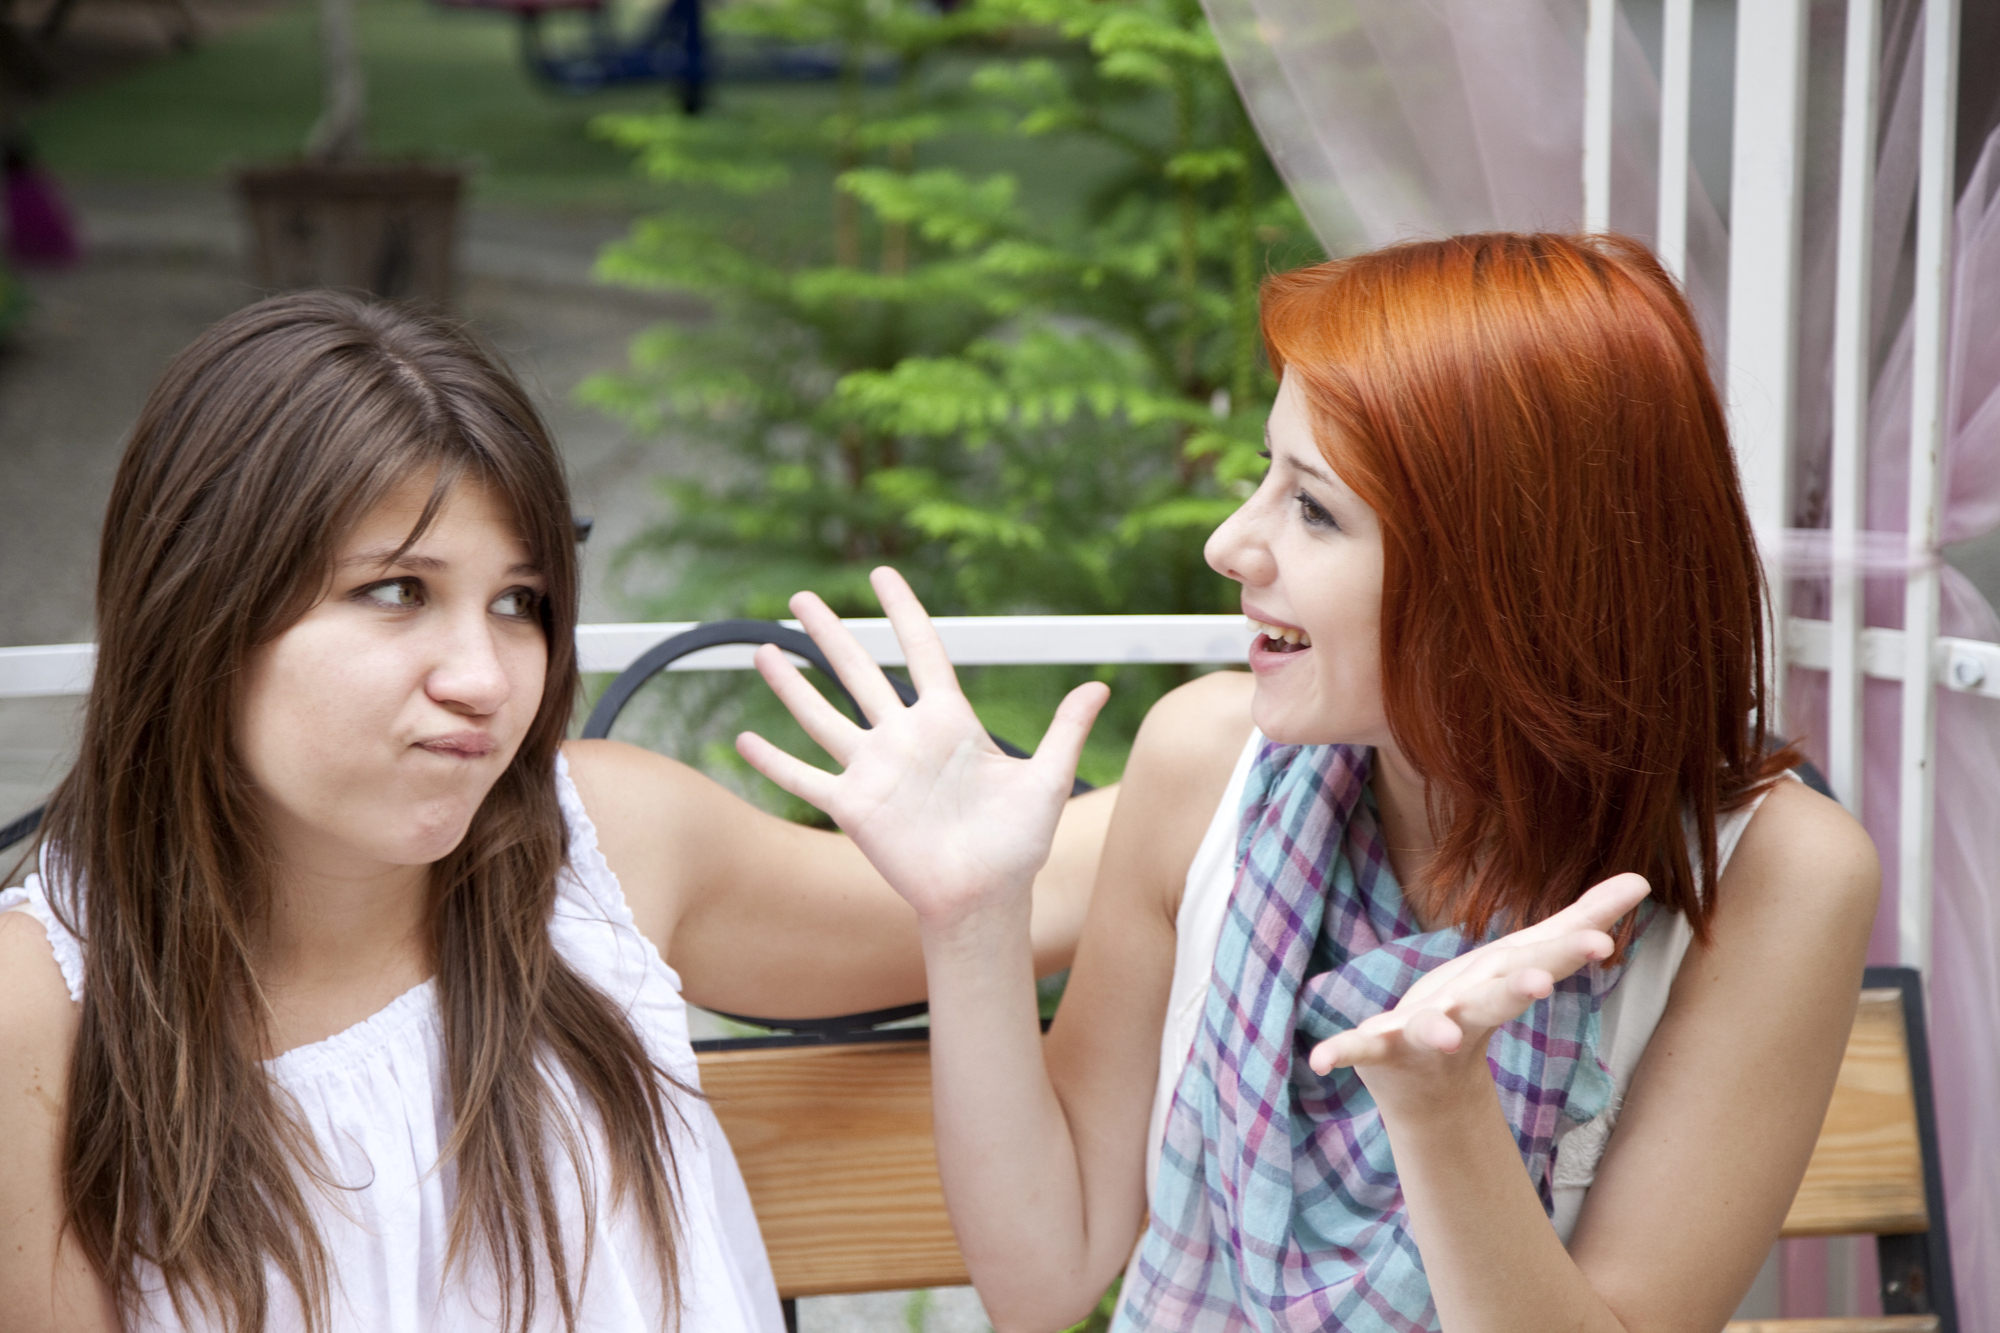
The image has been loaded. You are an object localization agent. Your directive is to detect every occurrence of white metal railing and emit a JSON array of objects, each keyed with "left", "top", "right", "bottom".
[
  {"left": 12, "top": 613, "right": 2000, "bottom": 702},
  {"left": 0, "top": 617, "right": 1257, "bottom": 700},
  {"left": 1584, "top": 0, "right": 1967, "bottom": 980},
  {"left": 1896, "top": 0, "right": 1962, "bottom": 973}
]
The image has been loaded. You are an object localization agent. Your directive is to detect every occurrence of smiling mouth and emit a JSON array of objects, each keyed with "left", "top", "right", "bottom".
[{"left": 1248, "top": 617, "right": 1314, "bottom": 653}]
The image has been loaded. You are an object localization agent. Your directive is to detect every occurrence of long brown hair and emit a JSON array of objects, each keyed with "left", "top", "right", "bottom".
[
  {"left": 1262, "top": 233, "right": 1795, "bottom": 946},
  {"left": 41, "top": 291, "right": 685, "bottom": 1332}
]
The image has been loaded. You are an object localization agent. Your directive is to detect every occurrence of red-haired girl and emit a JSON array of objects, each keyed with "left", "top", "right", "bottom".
[{"left": 743, "top": 233, "right": 1881, "bottom": 1332}]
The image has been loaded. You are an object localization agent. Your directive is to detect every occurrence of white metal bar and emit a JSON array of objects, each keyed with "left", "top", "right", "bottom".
[
  {"left": 21, "top": 614, "right": 2000, "bottom": 700},
  {"left": 0, "top": 643, "right": 95, "bottom": 699},
  {"left": 1828, "top": 0, "right": 1883, "bottom": 817},
  {"left": 1584, "top": 0, "right": 1617, "bottom": 232},
  {"left": 1788, "top": 618, "right": 2000, "bottom": 700},
  {"left": 1656, "top": 0, "right": 1695, "bottom": 278},
  {"left": 0, "top": 619, "right": 1257, "bottom": 698},
  {"left": 1899, "top": 0, "right": 1961, "bottom": 974},
  {"left": 1727, "top": 0, "right": 1811, "bottom": 721},
  {"left": 579, "top": 617, "right": 1253, "bottom": 672}
]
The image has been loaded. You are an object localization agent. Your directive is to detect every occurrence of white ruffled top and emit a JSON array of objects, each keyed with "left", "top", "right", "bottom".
[{"left": 0, "top": 753, "right": 786, "bottom": 1333}]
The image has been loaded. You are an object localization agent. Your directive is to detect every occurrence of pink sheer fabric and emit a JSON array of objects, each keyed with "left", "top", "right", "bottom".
[
  {"left": 1199, "top": 0, "right": 1731, "bottom": 346},
  {"left": 1202, "top": 0, "right": 2000, "bottom": 1323}
]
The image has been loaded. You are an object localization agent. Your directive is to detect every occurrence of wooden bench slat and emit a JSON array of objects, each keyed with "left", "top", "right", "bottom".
[
  {"left": 1781, "top": 990, "right": 1929, "bottom": 1238},
  {"left": 697, "top": 1041, "right": 970, "bottom": 1298},
  {"left": 701, "top": 988, "right": 1942, "bottom": 1309}
]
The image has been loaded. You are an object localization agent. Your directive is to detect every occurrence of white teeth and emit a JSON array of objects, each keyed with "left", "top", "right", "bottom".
[{"left": 1246, "top": 618, "right": 1313, "bottom": 648}]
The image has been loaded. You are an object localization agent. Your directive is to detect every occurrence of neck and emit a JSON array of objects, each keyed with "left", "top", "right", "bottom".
[
  {"left": 1369, "top": 743, "right": 1441, "bottom": 928},
  {"left": 254, "top": 840, "right": 434, "bottom": 1054}
]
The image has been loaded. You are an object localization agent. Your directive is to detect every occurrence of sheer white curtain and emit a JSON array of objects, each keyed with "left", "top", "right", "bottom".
[
  {"left": 1201, "top": 0, "right": 2000, "bottom": 1324},
  {"left": 1200, "top": 0, "right": 1730, "bottom": 341}
]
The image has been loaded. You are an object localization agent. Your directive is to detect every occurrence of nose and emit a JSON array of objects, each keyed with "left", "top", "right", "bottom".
[
  {"left": 1205, "top": 491, "right": 1276, "bottom": 588},
  {"left": 426, "top": 611, "right": 513, "bottom": 717}
]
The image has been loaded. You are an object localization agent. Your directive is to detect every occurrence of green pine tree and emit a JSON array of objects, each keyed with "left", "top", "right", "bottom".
[{"left": 584, "top": 0, "right": 1320, "bottom": 791}]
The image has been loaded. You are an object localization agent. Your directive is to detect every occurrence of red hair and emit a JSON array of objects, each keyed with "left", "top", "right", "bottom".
[{"left": 1261, "top": 233, "right": 1794, "bottom": 946}]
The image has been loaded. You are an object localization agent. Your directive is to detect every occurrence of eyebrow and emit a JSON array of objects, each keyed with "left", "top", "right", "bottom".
[
  {"left": 341, "top": 547, "right": 542, "bottom": 578},
  {"left": 1283, "top": 450, "right": 1341, "bottom": 489}
]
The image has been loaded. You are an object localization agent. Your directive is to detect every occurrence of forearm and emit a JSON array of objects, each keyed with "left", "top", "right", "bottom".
[
  {"left": 1381, "top": 1069, "right": 1625, "bottom": 1333},
  {"left": 921, "top": 903, "right": 1131, "bottom": 1331}
]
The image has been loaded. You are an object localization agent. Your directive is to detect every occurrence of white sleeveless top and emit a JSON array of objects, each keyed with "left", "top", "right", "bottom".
[
  {"left": 1141, "top": 733, "right": 1779, "bottom": 1246},
  {"left": 0, "top": 753, "right": 786, "bottom": 1333}
]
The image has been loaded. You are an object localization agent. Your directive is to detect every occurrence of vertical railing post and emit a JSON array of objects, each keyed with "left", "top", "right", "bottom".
[
  {"left": 1900, "top": 0, "right": 1961, "bottom": 974},
  {"left": 1657, "top": 0, "right": 1695, "bottom": 279},
  {"left": 1727, "top": 0, "right": 1811, "bottom": 720},
  {"left": 1828, "top": 0, "right": 1882, "bottom": 818},
  {"left": 1584, "top": 0, "right": 1616, "bottom": 232}
]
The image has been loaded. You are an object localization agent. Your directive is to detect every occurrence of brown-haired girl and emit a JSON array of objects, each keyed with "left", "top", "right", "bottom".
[
  {"left": 0, "top": 291, "right": 1110, "bottom": 1333},
  {"left": 742, "top": 233, "right": 1881, "bottom": 1331}
]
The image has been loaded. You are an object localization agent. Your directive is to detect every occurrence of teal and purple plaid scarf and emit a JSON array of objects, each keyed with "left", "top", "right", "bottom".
[{"left": 1117, "top": 741, "right": 1630, "bottom": 1332}]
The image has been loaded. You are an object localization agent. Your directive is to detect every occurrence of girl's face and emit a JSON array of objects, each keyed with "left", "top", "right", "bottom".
[
  {"left": 234, "top": 474, "right": 549, "bottom": 879},
  {"left": 1205, "top": 373, "right": 1390, "bottom": 748}
]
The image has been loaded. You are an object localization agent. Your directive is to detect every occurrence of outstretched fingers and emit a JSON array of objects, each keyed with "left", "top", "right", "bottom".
[
  {"left": 790, "top": 589, "right": 908, "bottom": 724},
  {"left": 1546, "top": 872, "right": 1651, "bottom": 938},
  {"left": 870, "top": 567, "right": 962, "bottom": 700},
  {"left": 735, "top": 728, "right": 840, "bottom": 812},
  {"left": 751, "top": 642, "right": 863, "bottom": 764}
]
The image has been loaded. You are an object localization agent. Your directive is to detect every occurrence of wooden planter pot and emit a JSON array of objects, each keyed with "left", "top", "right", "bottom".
[{"left": 234, "top": 161, "right": 465, "bottom": 308}]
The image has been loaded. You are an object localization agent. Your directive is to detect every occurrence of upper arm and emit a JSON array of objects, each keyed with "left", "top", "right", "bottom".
[
  {"left": 1041, "top": 671, "right": 1255, "bottom": 1252},
  {"left": 562, "top": 738, "right": 930, "bottom": 1018},
  {"left": 1568, "top": 779, "right": 1881, "bottom": 1331},
  {"left": 0, "top": 912, "right": 118, "bottom": 1333},
  {"left": 563, "top": 737, "right": 1115, "bottom": 1019}
]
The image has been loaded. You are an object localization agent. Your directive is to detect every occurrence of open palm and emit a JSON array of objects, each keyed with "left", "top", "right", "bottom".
[
  {"left": 736, "top": 568, "right": 1109, "bottom": 924},
  {"left": 1308, "top": 871, "right": 1652, "bottom": 1074}
]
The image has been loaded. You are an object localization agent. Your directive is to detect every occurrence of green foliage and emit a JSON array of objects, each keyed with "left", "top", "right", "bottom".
[{"left": 587, "top": 0, "right": 1320, "bottom": 783}]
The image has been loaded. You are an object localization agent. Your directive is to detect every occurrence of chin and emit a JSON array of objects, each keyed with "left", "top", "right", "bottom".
[
  {"left": 1251, "top": 695, "right": 1372, "bottom": 750},
  {"left": 393, "top": 808, "right": 482, "bottom": 865}
]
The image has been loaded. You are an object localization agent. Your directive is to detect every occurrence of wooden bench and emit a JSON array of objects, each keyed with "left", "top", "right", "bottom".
[
  {"left": 697, "top": 967, "right": 1959, "bottom": 1332},
  {"left": 582, "top": 620, "right": 1961, "bottom": 1329}
]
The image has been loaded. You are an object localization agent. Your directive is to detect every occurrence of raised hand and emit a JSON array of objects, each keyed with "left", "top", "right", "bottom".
[
  {"left": 1307, "top": 872, "right": 1651, "bottom": 1077},
  {"left": 735, "top": 567, "right": 1110, "bottom": 926}
]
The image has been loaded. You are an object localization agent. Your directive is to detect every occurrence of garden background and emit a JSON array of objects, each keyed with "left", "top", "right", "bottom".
[
  {"left": 0, "top": 1, "right": 1317, "bottom": 1326},
  {"left": 3, "top": 0, "right": 1985, "bottom": 1325}
]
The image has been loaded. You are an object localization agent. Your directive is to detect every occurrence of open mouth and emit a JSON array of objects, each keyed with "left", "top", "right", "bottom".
[{"left": 1248, "top": 617, "right": 1313, "bottom": 654}]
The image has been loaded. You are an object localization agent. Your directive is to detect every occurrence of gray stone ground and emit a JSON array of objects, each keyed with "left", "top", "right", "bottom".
[{"left": 0, "top": 175, "right": 992, "bottom": 1333}]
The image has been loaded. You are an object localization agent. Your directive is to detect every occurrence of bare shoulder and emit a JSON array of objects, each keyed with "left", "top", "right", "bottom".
[
  {"left": 1111, "top": 670, "right": 1257, "bottom": 918},
  {"left": 0, "top": 911, "right": 115, "bottom": 1333},
  {"left": 0, "top": 909, "right": 76, "bottom": 1055},
  {"left": 1718, "top": 775, "right": 1880, "bottom": 936},
  {"left": 1126, "top": 669, "right": 1256, "bottom": 796},
  {"left": 1569, "top": 782, "right": 1878, "bottom": 1326},
  {"left": 0, "top": 909, "right": 78, "bottom": 1139},
  {"left": 558, "top": 739, "right": 749, "bottom": 945}
]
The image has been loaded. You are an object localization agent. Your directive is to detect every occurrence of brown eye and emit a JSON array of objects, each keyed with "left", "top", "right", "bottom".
[
  {"left": 359, "top": 578, "right": 422, "bottom": 609},
  {"left": 491, "top": 588, "right": 540, "bottom": 619},
  {"left": 1296, "top": 491, "right": 1338, "bottom": 530}
]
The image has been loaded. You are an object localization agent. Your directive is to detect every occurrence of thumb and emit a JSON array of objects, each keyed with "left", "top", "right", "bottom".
[{"left": 1030, "top": 681, "right": 1110, "bottom": 790}]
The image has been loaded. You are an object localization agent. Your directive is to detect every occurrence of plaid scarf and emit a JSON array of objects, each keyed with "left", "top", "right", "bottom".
[{"left": 1117, "top": 741, "right": 1630, "bottom": 1332}]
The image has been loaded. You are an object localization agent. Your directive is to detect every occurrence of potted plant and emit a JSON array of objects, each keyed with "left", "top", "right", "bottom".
[{"left": 234, "top": 0, "right": 464, "bottom": 306}]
